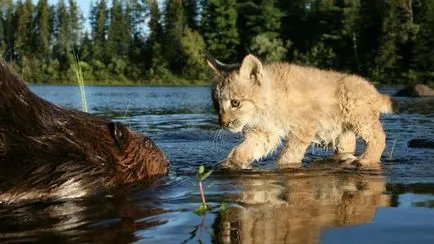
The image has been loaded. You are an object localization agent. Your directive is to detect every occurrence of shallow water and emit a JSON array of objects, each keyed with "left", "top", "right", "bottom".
[{"left": 0, "top": 85, "right": 433, "bottom": 243}]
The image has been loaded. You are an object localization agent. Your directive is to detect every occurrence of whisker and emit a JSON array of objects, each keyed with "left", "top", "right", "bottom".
[
  {"left": 212, "top": 129, "right": 219, "bottom": 146},
  {"left": 213, "top": 128, "right": 224, "bottom": 147}
]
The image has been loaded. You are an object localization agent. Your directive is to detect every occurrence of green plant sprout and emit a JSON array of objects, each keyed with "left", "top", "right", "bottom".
[{"left": 194, "top": 165, "right": 213, "bottom": 215}]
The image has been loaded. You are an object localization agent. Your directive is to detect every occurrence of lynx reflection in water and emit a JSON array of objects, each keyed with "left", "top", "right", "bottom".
[{"left": 214, "top": 171, "right": 390, "bottom": 244}]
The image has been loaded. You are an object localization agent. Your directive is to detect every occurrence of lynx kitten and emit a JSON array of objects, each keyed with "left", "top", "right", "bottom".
[{"left": 207, "top": 54, "right": 395, "bottom": 169}]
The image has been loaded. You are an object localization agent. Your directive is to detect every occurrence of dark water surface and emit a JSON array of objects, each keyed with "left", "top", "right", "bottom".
[{"left": 1, "top": 85, "right": 433, "bottom": 243}]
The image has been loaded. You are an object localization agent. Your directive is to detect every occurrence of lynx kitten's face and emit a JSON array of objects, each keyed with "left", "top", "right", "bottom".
[{"left": 212, "top": 72, "right": 261, "bottom": 133}]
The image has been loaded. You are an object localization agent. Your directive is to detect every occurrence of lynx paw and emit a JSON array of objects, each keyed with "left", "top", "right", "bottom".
[
  {"left": 221, "top": 158, "right": 252, "bottom": 170},
  {"left": 277, "top": 162, "right": 302, "bottom": 169},
  {"left": 335, "top": 153, "right": 357, "bottom": 164},
  {"left": 356, "top": 158, "right": 382, "bottom": 169},
  {"left": 340, "top": 157, "right": 382, "bottom": 170}
]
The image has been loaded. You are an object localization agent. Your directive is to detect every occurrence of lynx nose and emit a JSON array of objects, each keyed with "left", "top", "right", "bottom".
[{"left": 219, "top": 117, "right": 231, "bottom": 128}]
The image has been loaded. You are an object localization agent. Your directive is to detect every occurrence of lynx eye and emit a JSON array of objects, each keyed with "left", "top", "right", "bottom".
[{"left": 231, "top": 100, "right": 240, "bottom": 108}]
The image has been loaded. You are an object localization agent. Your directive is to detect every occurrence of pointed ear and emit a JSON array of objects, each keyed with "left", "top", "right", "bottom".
[
  {"left": 206, "top": 53, "right": 223, "bottom": 77},
  {"left": 239, "top": 55, "right": 263, "bottom": 84},
  {"left": 206, "top": 53, "right": 239, "bottom": 78},
  {"left": 109, "top": 122, "right": 129, "bottom": 153}
]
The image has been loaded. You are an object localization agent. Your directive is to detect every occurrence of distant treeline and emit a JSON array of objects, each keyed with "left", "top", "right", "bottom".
[{"left": 0, "top": 0, "right": 433, "bottom": 85}]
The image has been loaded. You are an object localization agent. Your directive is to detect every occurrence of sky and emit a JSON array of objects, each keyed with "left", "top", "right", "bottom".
[
  {"left": 72, "top": 0, "right": 91, "bottom": 20},
  {"left": 30, "top": 0, "right": 91, "bottom": 21},
  {"left": 29, "top": 0, "right": 155, "bottom": 32}
]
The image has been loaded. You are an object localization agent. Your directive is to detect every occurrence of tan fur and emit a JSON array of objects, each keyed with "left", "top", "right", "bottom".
[
  {"left": 208, "top": 55, "right": 394, "bottom": 169},
  {"left": 215, "top": 175, "right": 390, "bottom": 243}
]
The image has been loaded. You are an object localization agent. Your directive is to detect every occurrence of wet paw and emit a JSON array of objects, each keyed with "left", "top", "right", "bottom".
[
  {"left": 340, "top": 158, "right": 382, "bottom": 170},
  {"left": 277, "top": 162, "right": 302, "bottom": 169},
  {"left": 221, "top": 158, "right": 252, "bottom": 170},
  {"left": 357, "top": 158, "right": 382, "bottom": 170},
  {"left": 336, "top": 153, "right": 357, "bottom": 164}
]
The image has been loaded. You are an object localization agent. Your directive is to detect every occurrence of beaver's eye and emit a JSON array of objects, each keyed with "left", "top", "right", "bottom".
[
  {"left": 145, "top": 140, "right": 153, "bottom": 148},
  {"left": 231, "top": 100, "right": 240, "bottom": 108}
]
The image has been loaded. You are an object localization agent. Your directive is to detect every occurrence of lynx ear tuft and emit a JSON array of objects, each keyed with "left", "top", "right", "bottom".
[
  {"left": 206, "top": 53, "right": 239, "bottom": 78},
  {"left": 239, "top": 55, "right": 263, "bottom": 85},
  {"left": 206, "top": 54, "right": 222, "bottom": 76}
]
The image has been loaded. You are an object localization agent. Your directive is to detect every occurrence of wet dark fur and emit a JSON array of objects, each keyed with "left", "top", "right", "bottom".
[{"left": 0, "top": 61, "right": 168, "bottom": 203}]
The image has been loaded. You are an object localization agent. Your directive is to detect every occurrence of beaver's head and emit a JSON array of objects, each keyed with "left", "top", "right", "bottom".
[{"left": 106, "top": 122, "right": 169, "bottom": 184}]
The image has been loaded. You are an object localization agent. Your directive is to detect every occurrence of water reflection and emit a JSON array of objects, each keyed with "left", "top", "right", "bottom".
[
  {"left": 214, "top": 172, "right": 390, "bottom": 244},
  {"left": 13, "top": 85, "right": 433, "bottom": 242},
  {"left": 0, "top": 193, "right": 166, "bottom": 243}
]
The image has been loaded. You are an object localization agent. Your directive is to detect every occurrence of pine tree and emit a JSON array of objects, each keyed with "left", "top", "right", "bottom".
[
  {"left": 374, "top": 0, "right": 418, "bottom": 83},
  {"left": 410, "top": 0, "right": 434, "bottom": 83},
  {"left": 238, "top": 0, "right": 283, "bottom": 41},
  {"left": 2, "top": 0, "right": 18, "bottom": 61},
  {"left": 238, "top": 0, "right": 286, "bottom": 62},
  {"left": 79, "top": 30, "right": 92, "bottom": 60},
  {"left": 148, "top": 0, "right": 163, "bottom": 43},
  {"left": 15, "top": 0, "right": 33, "bottom": 58},
  {"left": 200, "top": 0, "right": 239, "bottom": 61},
  {"left": 146, "top": 0, "right": 166, "bottom": 74},
  {"left": 107, "top": 0, "right": 131, "bottom": 59},
  {"left": 68, "top": 0, "right": 82, "bottom": 48},
  {"left": 277, "top": 0, "right": 309, "bottom": 54},
  {"left": 90, "top": 0, "right": 108, "bottom": 61},
  {"left": 355, "top": 0, "right": 383, "bottom": 77},
  {"left": 34, "top": 0, "right": 50, "bottom": 60},
  {"left": 53, "top": 0, "right": 72, "bottom": 71},
  {"left": 0, "top": 10, "right": 5, "bottom": 54},
  {"left": 163, "top": 0, "right": 186, "bottom": 73},
  {"left": 318, "top": 0, "right": 361, "bottom": 72},
  {"left": 184, "top": 0, "right": 198, "bottom": 30}
]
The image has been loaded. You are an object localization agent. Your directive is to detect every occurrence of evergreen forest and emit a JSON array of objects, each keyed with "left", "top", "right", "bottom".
[{"left": 0, "top": 0, "right": 433, "bottom": 85}]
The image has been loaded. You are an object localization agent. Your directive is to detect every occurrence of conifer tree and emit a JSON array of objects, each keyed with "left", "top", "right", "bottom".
[
  {"left": 374, "top": 0, "right": 418, "bottom": 83},
  {"left": 0, "top": 11, "right": 5, "bottom": 54},
  {"left": 410, "top": 0, "right": 434, "bottom": 83},
  {"left": 124, "top": 0, "right": 146, "bottom": 71},
  {"left": 184, "top": 0, "right": 198, "bottom": 30},
  {"left": 146, "top": 0, "right": 166, "bottom": 75},
  {"left": 34, "top": 0, "right": 50, "bottom": 60},
  {"left": 107, "top": 0, "right": 131, "bottom": 59},
  {"left": 238, "top": 0, "right": 286, "bottom": 62},
  {"left": 15, "top": 0, "right": 33, "bottom": 58},
  {"left": 201, "top": 0, "right": 239, "bottom": 61},
  {"left": 53, "top": 0, "right": 72, "bottom": 71},
  {"left": 277, "top": 0, "right": 309, "bottom": 53},
  {"left": 163, "top": 0, "right": 186, "bottom": 73},
  {"left": 90, "top": 0, "right": 108, "bottom": 61},
  {"left": 68, "top": 0, "right": 82, "bottom": 47},
  {"left": 355, "top": 0, "right": 383, "bottom": 77},
  {"left": 2, "top": 0, "right": 18, "bottom": 61}
]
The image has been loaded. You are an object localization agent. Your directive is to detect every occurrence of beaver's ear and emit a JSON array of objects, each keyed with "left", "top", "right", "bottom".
[{"left": 109, "top": 122, "right": 129, "bottom": 153}]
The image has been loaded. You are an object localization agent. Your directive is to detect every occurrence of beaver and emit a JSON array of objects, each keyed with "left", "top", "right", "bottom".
[{"left": 0, "top": 60, "right": 168, "bottom": 203}]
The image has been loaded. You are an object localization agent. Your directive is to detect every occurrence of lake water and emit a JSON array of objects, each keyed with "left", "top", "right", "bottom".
[{"left": 0, "top": 85, "right": 433, "bottom": 243}]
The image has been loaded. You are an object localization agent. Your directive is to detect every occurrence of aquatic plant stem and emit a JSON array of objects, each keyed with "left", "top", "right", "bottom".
[
  {"left": 389, "top": 134, "right": 399, "bottom": 160},
  {"left": 72, "top": 52, "right": 88, "bottom": 112},
  {"left": 199, "top": 181, "right": 207, "bottom": 207}
]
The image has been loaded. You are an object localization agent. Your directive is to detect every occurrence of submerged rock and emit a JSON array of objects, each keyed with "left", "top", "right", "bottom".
[
  {"left": 394, "top": 84, "right": 434, "bottom": 97},
  {"left": 408, "top": 139, "right": 434, "bottom": 149}
]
